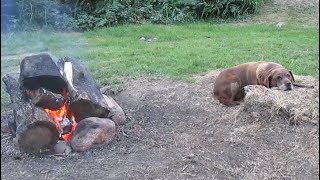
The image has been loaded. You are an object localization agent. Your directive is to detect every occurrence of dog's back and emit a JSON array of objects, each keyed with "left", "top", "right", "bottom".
[
  {"left": 213, "top": 61, "right": 287, "bottom": 106},
  {"left": 215, "top": 61, "right": 284, "bottom": 88},
  {"left": 214, "top": 62, "right": 263, "bottom": 90}
]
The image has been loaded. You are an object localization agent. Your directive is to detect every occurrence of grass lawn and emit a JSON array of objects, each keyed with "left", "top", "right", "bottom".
[{"left": 1, "top": 22, "right": 319, "bottom": 108}]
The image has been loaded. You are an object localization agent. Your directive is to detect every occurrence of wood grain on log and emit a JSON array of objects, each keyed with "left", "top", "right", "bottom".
[
  {"left": 2, "top": 73, "right": 59, "bottom": 153},
  {"left": 58, "top": 57, "right": 110, "bottom": 121}
]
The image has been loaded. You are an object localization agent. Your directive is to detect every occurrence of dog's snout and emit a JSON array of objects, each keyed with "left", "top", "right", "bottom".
[{"left": 285, "top": 82, "right": 293, "bottom": 90}]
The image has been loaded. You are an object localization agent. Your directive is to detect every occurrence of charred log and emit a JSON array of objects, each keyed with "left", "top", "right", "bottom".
[
  {"left": 20, "top": 53, "right": 67, "bottom": 94},
  {"left": 58, "top": 57, "right": 110, "bottom": 121},
  {"left": 2, "top": 73, "right": 59, "bottom": 153},
  {"left": 28, "top": 88, "right": 66, "bottom": 110}
]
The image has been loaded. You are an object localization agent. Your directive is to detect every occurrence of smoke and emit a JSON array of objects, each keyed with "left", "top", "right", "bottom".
[{"left": 1, "top": 0, "right": 77, "bottom": 32}]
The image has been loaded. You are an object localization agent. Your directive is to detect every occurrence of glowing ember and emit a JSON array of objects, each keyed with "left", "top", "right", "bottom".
[
  {"left": 61, "top": 122, "right": 78, "bottom": 141},
  {"left": 44, "top": 102, "right": 77, "bottom": 141}
]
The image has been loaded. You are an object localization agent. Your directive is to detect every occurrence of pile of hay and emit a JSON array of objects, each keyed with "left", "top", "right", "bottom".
[{"left": 241, "top": 76, "right": 319, "bottom": 125}]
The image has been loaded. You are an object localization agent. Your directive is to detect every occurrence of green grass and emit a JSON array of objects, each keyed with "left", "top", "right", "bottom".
[
  {"left": 1, "top": 22, "right": 319, "bottom": 108},
  {"left": 81, "top": 23, "right": 318, "bottom": 84}
]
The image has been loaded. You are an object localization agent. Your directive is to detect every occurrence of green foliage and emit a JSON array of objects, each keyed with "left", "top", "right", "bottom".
[
  {"left": 75, "top": 0, "right": 149, "bottom": 30},
  {"left": 73, "top": 0, "right": 266, "bottom": 30},
  {"left": 149, "top": 0, "right": 191, "bottom": 23},
  {"left": 14, "top": 0, "right": 75, "bottom": 31},
  {"left": 1, "top": 0, "right": 265, "bottom": 31},
  {"left": 180, "top": 0, "right": 260, "bottom": 19}
]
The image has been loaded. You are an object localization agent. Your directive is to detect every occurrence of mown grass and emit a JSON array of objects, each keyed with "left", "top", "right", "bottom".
[
  {"left": 1, "top": 22, "right": 319, "bottom": 108},
  {"left": 81, "top": 23, "right": 318, "bottom": 81}
]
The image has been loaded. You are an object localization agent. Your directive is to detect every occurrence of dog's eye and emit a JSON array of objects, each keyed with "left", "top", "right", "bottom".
[{"left": 277, "top": 76, "right": 282, "bottom": 80}]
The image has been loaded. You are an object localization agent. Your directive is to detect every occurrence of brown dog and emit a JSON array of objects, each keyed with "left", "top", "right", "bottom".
[{"left": 213, "top": 61, "right": 295, "bottom": 106}]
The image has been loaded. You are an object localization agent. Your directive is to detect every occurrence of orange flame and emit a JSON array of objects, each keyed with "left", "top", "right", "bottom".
[
  {"left": 44, "top": 101, "right": 77, "bottom": 141},
  {"left": 61, "top": 122, "right": 78, "bottom": 141}
]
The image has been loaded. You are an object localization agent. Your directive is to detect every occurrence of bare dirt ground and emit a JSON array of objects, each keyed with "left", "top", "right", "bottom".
[
  {"left": 1, "top": 71, "right": 319, "bottom": 179},
  {"left": 1, "top": 0, "right": 319, "bottom": 179}
]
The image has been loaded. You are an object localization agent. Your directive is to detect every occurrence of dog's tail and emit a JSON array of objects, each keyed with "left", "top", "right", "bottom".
[{"left": 293, "top": 83, "right": 314, "bottom": 89}]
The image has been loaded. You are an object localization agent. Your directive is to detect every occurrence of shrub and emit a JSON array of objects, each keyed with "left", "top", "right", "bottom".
[
  {"left": 180, "top": 0, "right": 263, "bottom": 19},
  {"left": 1, "top": 0, "right": 266, "bottom": 31},
  {"left": 73, "top": 0, "right": 265, "bottom": 30}
]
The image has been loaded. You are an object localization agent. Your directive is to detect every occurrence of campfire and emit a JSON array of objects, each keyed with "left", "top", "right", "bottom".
[
  {"left": 2, "top": 53, "right": 126, "bottom": 153},
  {"left": 44, "top": 99, "right": 77, "bottom": 141}
]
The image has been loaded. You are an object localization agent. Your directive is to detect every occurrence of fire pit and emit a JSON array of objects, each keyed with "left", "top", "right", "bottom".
[{"left": 2, "top": 53, "right": 126, "bottom": 153}]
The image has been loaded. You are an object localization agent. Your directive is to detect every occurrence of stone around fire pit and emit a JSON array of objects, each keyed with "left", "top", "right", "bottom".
[
  {"left": 53, "top": 140, "right": 72, "bottom": 154},
  {"left": 103, "top": 95, "right": 126, "bottom": 126},
  {"left": 70, "top": 117, "right": 116, "bottom": 152}
]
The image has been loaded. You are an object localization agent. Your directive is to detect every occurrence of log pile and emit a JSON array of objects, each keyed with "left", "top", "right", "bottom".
[{"left": 2, "top": 53, "right": 126, "bottom": 153}]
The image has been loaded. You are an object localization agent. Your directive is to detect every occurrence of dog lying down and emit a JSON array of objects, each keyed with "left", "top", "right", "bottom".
[{"left": 213, "top": 61, "right": 313, "bottom": 106}]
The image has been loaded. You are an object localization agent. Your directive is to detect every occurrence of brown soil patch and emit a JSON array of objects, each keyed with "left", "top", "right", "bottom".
[
  {"left": 1, "top": 1, "right": 319, "bottom": 178},
  {"left": 1, "top": 71, "right": 319, "bottom": 179}
]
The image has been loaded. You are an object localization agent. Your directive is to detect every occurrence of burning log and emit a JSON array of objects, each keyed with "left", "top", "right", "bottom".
[
  {"left": 57, "top": 57, "right": 110, "bottom": 121},
  {"left": 28, "top": 87, "right": 66, "bottom": 110},
  {"left": 2, "top": 73, "right": 59, "bottom": 153}
]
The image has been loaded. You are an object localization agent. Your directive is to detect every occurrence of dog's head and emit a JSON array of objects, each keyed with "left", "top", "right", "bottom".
[{"left": 263, "top": 68, "right": 295, "bottom": 91}]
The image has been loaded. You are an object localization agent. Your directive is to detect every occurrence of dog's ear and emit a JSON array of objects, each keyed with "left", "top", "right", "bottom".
[
  {"left": 289, "top": 71, "right": 295, "bottom": 82},
  {"left": 263, "top": 74, "right": 272, "bottom": 88},
  {"left": 257, "top": 74, "right": 263, "bottom": 84}
]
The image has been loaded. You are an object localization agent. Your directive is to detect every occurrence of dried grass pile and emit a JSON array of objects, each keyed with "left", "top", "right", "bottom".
[{"left": 241, "top": 76, "right": 319, "bottom": 125}]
